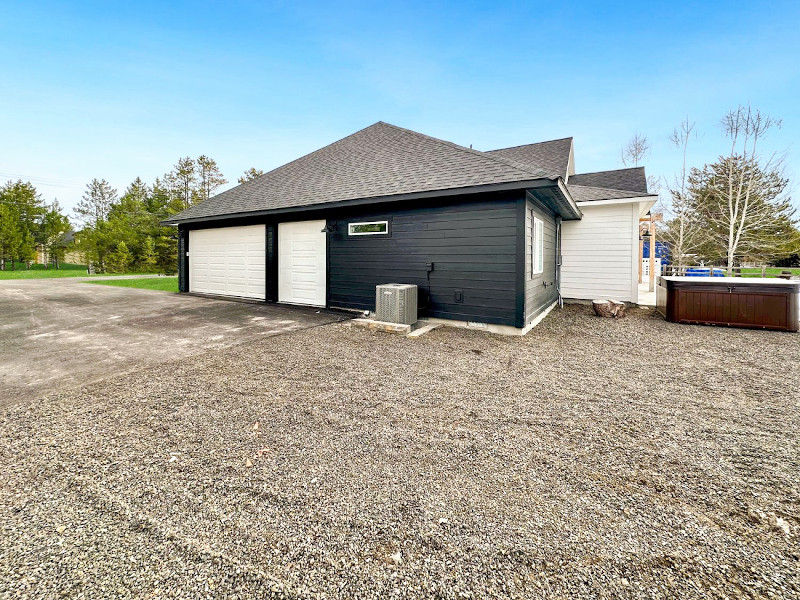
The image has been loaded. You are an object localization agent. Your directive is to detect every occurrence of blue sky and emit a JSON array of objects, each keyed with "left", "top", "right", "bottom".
[{"left": 1, "top": 1, "right": 798, "bottom": 215}]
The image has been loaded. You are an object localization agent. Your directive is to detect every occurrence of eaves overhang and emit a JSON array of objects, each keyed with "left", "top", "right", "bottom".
[
  {"left": 526, "top": 177, "right": 582, "bottom": 221},
  {"left": 160, "top": 178, "right": 559, "bottom": 226}
]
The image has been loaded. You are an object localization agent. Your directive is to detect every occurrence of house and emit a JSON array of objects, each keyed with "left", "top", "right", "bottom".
[
  {"left": 35, "top": 230, "right": 82, "bottom": 266},
  {"left": 164, "top": 122, "right": 657, "bottom": 335}
]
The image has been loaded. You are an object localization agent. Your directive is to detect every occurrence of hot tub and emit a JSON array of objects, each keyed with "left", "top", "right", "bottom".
[{"left": 657, "top": 276, "right": 800, "bottom": 332}]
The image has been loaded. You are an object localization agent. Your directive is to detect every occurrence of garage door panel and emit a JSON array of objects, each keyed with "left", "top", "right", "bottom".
[
  {"left": 278, "top": 220, "right": 326, "bottom": 307},
  {"left": 189, "top": 225, "right": 266, "bottom": 300}
]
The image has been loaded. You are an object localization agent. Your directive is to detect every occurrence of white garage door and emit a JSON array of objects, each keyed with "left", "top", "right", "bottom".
[
  {"left": 278, "top": 220, "right": 326, "bottom": 307},
  {"left": 189, "top": 225, "right": 266, "bottom": 300}
]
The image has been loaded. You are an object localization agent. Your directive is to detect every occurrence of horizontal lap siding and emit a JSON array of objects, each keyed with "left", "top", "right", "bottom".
[
  {"left": 524, "top": 198, "right": 558, "bottom": 324},
  {"left": 561, "top": 203, "right": 636, "bottom": 302},
  {"left": 328, "top": 196, "right": 520, "bottom": 326}
]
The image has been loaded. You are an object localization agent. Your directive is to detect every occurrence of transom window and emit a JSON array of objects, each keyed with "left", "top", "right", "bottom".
[
  {"left": 532, "top": 214, "right": 544, "bottom": 275},
  {"left": 348, "top": 220, "right": 389, "bottom": 236}
]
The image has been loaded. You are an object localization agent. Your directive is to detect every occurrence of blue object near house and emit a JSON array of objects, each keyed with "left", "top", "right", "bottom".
[
  {"left": 643, "top": 240, "right": 670, "bottom": 264},
  {"left": 685, "top": 267, "right": 726, "bottom": 277}
]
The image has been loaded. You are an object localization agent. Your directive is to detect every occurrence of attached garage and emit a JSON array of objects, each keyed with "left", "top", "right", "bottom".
[
  {"left": 167, "top": 122, "right": 657, "bottom": 334},
  {"left": 278, "top": 220, "right": 327, "bottom": 307},
  {"left": 189, "top": 225, "right": 266, "bottom": 300}
]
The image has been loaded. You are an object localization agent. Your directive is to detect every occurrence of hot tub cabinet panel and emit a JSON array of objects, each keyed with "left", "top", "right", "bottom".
[{"left": 657, "top": 276, "right": 800, "bottom": 332}]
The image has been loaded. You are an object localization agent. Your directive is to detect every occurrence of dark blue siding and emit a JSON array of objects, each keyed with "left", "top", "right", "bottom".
[{"left": 328, "top": 195, "right": 521, "bottom": 326}]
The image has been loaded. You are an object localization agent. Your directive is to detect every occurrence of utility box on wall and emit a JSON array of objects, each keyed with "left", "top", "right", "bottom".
[{"left": 376, "top": 284, "right": 418, "bottom": 325}]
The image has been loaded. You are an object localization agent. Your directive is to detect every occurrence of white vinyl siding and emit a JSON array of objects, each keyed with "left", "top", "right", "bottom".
[
  {"left": 561, "top": 203, "right": 638, "bottom": 302},
  {"left": 189, "top": 225, "right": 266, "bottom": 300}
]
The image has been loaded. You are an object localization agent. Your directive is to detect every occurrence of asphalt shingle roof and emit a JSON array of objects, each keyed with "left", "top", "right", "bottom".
[
  {"left": 567, "top": 184, "right": 649, "bottom": 202},
  {"left": 165, "top": 122, "right": 553, "bottom": 224},
  {"left": 484, "top": 138, "right": 573, "bottom": 179},
  {"left": 568, "top": 167, "right": 648, "bottom": 195}
]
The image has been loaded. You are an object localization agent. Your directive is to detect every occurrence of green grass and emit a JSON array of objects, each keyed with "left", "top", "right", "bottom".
[
  {"left": 737, "top": 267, "right": 800, "bottom": 277},
  {"left": 87, "top": 277, "right": 179, "bottom": 292},
  {"left": 0, "top": 263, "right": 169, "bottom": 280}
]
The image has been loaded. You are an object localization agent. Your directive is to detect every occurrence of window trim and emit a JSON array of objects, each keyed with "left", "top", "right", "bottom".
[
  {"left": 532, "top": 215, "right": 544, "bottom": 276},
  {"left": 347, "top": 220, "right": 389, "bottom": 236}
]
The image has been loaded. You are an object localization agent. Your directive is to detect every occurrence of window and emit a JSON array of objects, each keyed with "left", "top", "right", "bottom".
[
  {"left": 348, "top": 220, "right": 389, "bottom": 236},
  {"left": 532, "top": 215, "right": 544, "bottom": 275}
]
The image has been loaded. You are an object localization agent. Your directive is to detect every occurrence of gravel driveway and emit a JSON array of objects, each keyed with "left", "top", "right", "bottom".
[{"left": 1, "top": 305, "right": 798, "bottom": 598}]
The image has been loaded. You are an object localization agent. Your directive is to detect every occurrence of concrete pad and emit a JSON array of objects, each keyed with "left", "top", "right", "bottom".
[
  {"left": 406, "top": 323, "right": 442, "bottom": 338},
  {"left": 0, "top": 278, "right": 347, "bottom": 406},
  {"left": 351, "top": 318, "right": 412, "bottom": 334}
]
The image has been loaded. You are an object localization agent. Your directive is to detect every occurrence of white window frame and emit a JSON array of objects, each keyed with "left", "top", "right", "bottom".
[
  {"left": 348, "top": 220, "right": 389, "bottom": 236},
  {"left": 532, "top": 215, "right": 544, "bottom": 275}
]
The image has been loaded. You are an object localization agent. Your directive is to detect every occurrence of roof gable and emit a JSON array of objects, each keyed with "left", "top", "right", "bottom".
[
  {"left": 484, "top": 138, "right": 574, "bottom": 179},
  {"left": 166, "top": 122, "right": 552, "bottom": 224},
  {"left": 568, "top": 167, "right": 648, "bottom": 195}
]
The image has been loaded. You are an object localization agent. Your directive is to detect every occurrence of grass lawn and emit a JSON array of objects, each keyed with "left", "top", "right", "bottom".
[
  {"left": 738, "top": 266, "right": 800, "bottom": 277},
  {"left": 87, "top": 276, "right": 178, "bottom": 292},
  {"left": 0, "top": 262, "right": 170, "bottom": 280}
]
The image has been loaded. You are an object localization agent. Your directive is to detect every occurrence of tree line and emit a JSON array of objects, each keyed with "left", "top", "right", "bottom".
[
  {"left": 0, "top": 158, "right": 265, "bottom": 272},
  {"left": 0, "top": 181, "right": 70, "bottom": 269},
  {"left": 623, "top": 106, "right": 799, "bottom": 272}
]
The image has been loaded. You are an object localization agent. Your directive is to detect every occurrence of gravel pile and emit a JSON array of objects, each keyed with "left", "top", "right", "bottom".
[{"left": 1, "top": 305, "right": 798, "bottom": 599}]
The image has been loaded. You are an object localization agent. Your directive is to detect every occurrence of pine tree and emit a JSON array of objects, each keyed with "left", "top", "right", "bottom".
[
  {"left": 196, "top": 155, "right": 227, "bottom": 203},
  {"left": 0, "top": 180, "right": 45, "bottom": 267},
  {"left": 0, "top": 203, "right": 22, "bottom": 270},
  {"left": 75, "top": 179, "right": 117, "bottom": 227},
  {"left": 38, "top": 201, "right": 71, "bottom": 269},
  {"left": 238, "top": 168, "right": 265, "bottom": 184}
]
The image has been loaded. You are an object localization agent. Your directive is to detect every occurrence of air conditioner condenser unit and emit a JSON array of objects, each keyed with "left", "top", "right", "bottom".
[{"left": 375, "top": 284, "right": 418, "bottom": 325}]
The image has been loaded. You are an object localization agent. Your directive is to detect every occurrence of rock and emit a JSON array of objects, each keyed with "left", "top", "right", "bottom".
[
  {"left": 389, "top": 551, "right": 402, "bottom": 565},
  {"left": 592, "top": 299, "right": 626, "bottom": 318},
  {"left": 769, "top": 514, "right": 791, "bottom": 536}
]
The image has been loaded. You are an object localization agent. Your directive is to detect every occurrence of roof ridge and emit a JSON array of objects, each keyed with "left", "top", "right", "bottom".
[
  {"left": 377, "top": 121, "right": 553, "bottom": 180},
  {"left": 236, "top": 122, "right": 387, "bottom": 187},
  {"left": 486, "top": 137, "right": 574, "bottom": 153}
]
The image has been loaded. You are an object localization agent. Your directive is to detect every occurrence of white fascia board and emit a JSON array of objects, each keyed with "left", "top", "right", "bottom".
[
  {"left": 577, "top": 195, "right": 658, "bottom": 218},
  {"left": 576, "top": 195, "right": 658, "bottom": 208}
]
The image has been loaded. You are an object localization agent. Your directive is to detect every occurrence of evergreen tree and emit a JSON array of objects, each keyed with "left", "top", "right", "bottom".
[
  {"left": 168, "top": 157, "right": 196, "bottom": 210},
  {"left": 75, "top": 179, "right": 117, "bottom": 227},
  {"left": 0, "top": 203, "right": 22, "bottom": 270},
  {"left": 688, "top": 155, "right": 795, "bottom": 266},
  {"left": 107, "top": 241, "right": 133, "bottom": 273},
  {"left": 238, "top": 167, "right": 265, "bottom": 184},
  {"left": 38, "top": 201, "right": 71, "bottom": 268},
  {"left": 196, "top": 155, "right": 227, "bottom": 202},
  {"left": 0, "top": 180, "right": 45, "bottom": 267}
]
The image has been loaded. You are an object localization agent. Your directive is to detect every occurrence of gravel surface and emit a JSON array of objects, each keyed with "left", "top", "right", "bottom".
[{"left": 1, "top": 305, "right": 798, "bottom": 599}]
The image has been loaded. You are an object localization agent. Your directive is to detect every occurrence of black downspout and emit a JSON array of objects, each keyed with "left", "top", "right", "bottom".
[
  {"left": 556, "top": 216, "right": 563, "bottom": 308},
  {"left": 178, "top": 227, "right": 189, "bottom": 293},
  {"left": 514, "top": 196, "right": 527, "bottom": 328}
]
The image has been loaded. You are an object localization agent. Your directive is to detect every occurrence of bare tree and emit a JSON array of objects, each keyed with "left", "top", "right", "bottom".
[
  {"left": 691, "top": 106, "right": 792, "bottom": 274},
  {"left": 660, "top": 118, "right": 702, "bottom": 268},
  {"left": 622, "top": 132, "right": 650, "bottom": 167}
]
